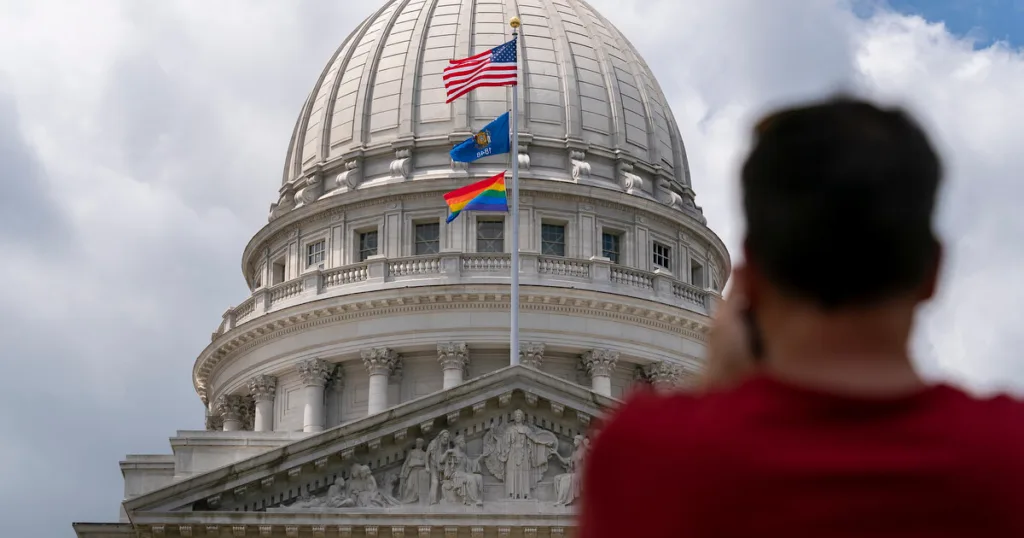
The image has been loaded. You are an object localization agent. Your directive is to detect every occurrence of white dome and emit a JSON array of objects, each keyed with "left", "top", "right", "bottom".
[{"left": 270, "top": 0, "right": 702, "bottom": 221}]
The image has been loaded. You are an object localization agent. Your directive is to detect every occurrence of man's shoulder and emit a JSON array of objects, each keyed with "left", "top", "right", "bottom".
[
  {"left": 592, "top": 390, "right": 700, "bottom": 449},
  {"left": 948, "top": 388, "right": 1024, "bottom": 436},
  {"left": 938, "top": 385, "right": 1024, "bottom": 419}
]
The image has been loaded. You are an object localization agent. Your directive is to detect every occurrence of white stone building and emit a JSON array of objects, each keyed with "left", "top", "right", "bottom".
[{"left": 73, "top": 0, "right": 729, "bottom": 536}]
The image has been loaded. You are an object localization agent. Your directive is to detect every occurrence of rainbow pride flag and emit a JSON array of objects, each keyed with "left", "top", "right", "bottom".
[{"left": 443, "top": 172, "right": 508, "bottom": 223}]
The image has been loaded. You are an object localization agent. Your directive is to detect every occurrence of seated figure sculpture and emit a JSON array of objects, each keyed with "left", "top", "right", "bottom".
[
  {"left": 440, "top": 434, "right": 485, "bottom": 506},
  {"left": 347, "top": 464, "right": 401, "bottom": 508},
  {"left": 553, "top": 434, "right": 588, "bottom": 506}
]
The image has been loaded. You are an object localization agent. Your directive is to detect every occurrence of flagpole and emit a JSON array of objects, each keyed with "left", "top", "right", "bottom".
[{"left": 509, "top": 16, "right": 521, "bottom": 367}]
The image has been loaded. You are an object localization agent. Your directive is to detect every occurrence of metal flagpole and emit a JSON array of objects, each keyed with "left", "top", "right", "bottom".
[{"left": 509, "top": 16, "right": 521, "bottom": 366}]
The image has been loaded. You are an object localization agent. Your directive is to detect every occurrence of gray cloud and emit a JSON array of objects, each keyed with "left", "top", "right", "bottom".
[{"left": 0, "top": 87, "right": 70, "bottom": 246}]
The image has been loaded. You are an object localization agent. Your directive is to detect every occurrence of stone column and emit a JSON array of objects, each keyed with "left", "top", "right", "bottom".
[
  {"left": 247, "top": 375, "right": 278, "bottom": 432},
  {"left": 519, "top": 342, "right": 545, "bottom": 369},
  {"left": 437, "top": 342, "right": 469, "bottom": 389},
  {"left": 298, "top": 358, "right": 333, "bottom": 433},
  {"left": 214, "top": 394, "right": 246, "bottom": 432},
  {"left": 643, "top": 362, "right": 684, "bottom": 392},
  {"left": 361, "top": 348, "right": 400, "bottom": 416},
  {"left": 581, "top": 349, "right": 620, "bottom": 397}
]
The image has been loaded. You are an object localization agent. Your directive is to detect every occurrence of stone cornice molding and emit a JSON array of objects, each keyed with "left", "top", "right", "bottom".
[
  {"left": 437, "top": 342, "right": 469, "bottom": 371},
  {"left": 297, "top": 359, "right": 333, "bottom": 387},
  {"left": 361, "top": 348, "right": 400, "bottom": 376},
  {"left": 519, "top": 342, "right": 545, "bottom": 369},
  {"left": 193, "top": 285, "right": 709, "bottom": 400},
  {"left": 581, "top": 349, "right": 620, "bottom": 378},
  {"left": 127, "top": 520, "right": 574, "bottom": 537},
  {"left": 247, "top": 375, "right": 278, "bottom": 402}
]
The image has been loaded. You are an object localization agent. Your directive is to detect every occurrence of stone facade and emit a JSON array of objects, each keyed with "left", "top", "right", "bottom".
[{"left": 72, "top": 0, "right": 729, "bottom": 536}]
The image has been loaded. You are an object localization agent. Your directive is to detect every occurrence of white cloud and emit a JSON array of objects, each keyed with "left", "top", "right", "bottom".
[{"left": 0, "top": 0, "right": 1022, "bottom": 533}]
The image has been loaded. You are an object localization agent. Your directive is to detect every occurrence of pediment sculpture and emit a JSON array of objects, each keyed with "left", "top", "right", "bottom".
[
  {"left": 482, "top": 409, "right": 558, "bottom": 500},
  {"left": 281, "top": 408, "right": 589, "bottom": 511},
  {"left": 552, "top": 434, "right": 589, "bottom": 506},
  {"left": 289, "top": 463, "right": 400, "bottom": 509}
]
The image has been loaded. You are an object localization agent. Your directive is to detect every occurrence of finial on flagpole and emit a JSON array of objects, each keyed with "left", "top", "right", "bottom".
[{"left": 510, "top": 16, "right": 521, "bottom": 29}]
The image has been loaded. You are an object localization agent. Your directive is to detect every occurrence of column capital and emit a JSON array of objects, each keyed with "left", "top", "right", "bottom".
[
  {"left": 437, "top": 342, "right": 469, "bottom": 371},
  {"left": 248, "top": 375, "right": 278, "bottom": 402},
  {"left": 361, "top": 347, "right": 400, "bottom": 376},
  {"left": 297, "top": 358, "right": 333, "bottom": 387},
  {"left": 581, "top": 348, "right": 620, "bottom": 377},
  {"left": 519, "top": 342, "right": 545, "bottom": 369},
  {"left": 642, "top": 361, "right": 684, "bottom": 389},
  {"left": 214, "top": 394, "right": 246, "bottom": 421}
]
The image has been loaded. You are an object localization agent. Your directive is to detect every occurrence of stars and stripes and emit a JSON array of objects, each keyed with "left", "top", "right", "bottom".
[{"left": 443, "top": 38, "right": 518, "bottom": 103}]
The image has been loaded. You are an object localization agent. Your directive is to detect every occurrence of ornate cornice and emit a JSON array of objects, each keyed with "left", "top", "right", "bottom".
[
  {"left": 194, "top": 287, "right": 707, "bottom": 399},
  {"left": 193, "top": 285, "right": 709, "bottom": 400},
  {"left": 132, "top": 522, "right": 573, "bottom": 537}
]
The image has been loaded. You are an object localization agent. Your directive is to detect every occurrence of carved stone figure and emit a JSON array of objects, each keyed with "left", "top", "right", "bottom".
[
  {"left": 425, "top": 429, "right": 452, "bottom": 504},
  {"left": 440, "top": 434, "right": 484, "bottom": 506},
  {"left": 553, "top": 435, "right": 589, "bottom": 506},
  {"left": 482, "top": 409, "right": 558, "bottom": 500},
  {"left": 288, "top": 477, "right": 354, "bottom": 509},
  {"left": 399, "top": 438, "right": 431, "bottom": 504},
  {"left": 346, "top": 464, "right": 400, "bottom": 508}
]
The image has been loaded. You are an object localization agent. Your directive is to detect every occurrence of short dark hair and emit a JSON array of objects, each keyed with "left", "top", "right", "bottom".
[{"left": 741, "top": 97, "right": 943, "bottom": 309}]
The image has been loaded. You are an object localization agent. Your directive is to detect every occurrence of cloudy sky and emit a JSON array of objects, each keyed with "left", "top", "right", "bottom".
[{"left": 1, "top": 0, "right": 1022, "bottom": 535}]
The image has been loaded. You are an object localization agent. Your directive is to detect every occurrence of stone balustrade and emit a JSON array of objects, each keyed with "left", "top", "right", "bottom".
[{"left": 221, "top": 252, "right": 714, "bottom": 333}]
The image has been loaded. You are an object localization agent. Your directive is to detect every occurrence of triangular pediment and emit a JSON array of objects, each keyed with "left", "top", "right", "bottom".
[{"left": 124, "top": 365, "right": 616, "bottom": 526}]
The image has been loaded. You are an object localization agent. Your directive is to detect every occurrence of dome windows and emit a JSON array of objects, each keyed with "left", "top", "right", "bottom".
[
  {"left": 306, "top": 240, "right": 326, "bottom": 268},
  {"left": 601, "top": 232, "right": 622, "bottom": 264},
  {"left": 541, "top": 223, "right": 567, "bottom": 257},
  {"left": 476, "top": 219, "right": 505, "bottom": 253},
  {"left": 414, "top": 223, "right": 440, "bottom": 255},
  {"left": 690, "top": 259, "right": 706, "bottom": 288},
  {"left": 652, "top": 242, "right": 672, "bottom": 272},
  {"left": 358, "top": 231, "right": 379, "bottom": 262}
]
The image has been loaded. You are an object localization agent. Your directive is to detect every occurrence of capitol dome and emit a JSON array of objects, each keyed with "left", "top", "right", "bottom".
[
  {"left": 77, "top": 1, "right": 732, "bottom": 536},
  {"left": 271, "top": 0, "right": 703, "bottom": 223}
]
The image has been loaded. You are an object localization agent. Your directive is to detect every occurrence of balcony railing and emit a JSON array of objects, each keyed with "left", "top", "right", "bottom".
[{"left": 221, "top": 253, "right": 716, "bottom": 333}]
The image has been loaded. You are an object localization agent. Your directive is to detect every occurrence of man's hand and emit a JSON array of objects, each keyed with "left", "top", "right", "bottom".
[{"left": 700, "top": 265, "right": 760, "bottom": 391}]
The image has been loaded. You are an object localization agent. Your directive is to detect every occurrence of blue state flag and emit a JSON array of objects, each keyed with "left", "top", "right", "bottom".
[{"left": 450, "top": 112, "right": 511, "bottom": 163}]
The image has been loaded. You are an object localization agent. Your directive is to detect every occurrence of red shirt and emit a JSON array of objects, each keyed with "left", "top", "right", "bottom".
[{"left": 579, "top": 376, "right": 1024, "bottom": 538}]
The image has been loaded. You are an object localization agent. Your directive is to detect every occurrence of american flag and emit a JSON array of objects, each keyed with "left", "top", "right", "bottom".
[{"left": 443, "top": 38, "right": 518, "bottom": 103}]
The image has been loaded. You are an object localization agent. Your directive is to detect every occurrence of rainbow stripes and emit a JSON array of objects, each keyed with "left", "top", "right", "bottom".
[{"left": 443, "top": 172, "right": 508, "bottom": 223}]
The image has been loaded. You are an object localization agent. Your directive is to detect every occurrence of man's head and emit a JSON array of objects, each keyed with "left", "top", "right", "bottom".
[{"left": 739, "top": 96, "right": 943, "bottom": 313}]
